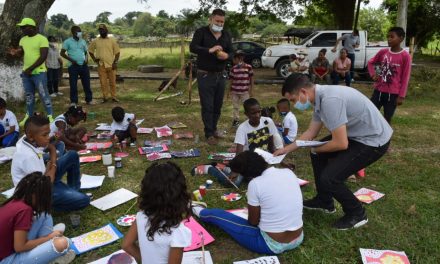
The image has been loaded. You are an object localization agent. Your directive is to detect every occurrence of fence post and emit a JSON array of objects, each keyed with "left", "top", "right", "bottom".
[{"left": 180, "top": 37, "right": 185, "bottom": 69}]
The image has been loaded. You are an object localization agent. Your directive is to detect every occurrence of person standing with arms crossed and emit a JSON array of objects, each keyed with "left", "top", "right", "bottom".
[
  {"left": 332, "top": 29, "right": 359, "bottom": 81},
  {"left": 190, "top": 9, "right": 233, "bottom": 145},
  {"left": 88, "top": 24, "right": 120, "bottom": 103}
]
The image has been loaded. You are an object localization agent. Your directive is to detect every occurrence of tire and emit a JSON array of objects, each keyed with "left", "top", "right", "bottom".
[
  {"left": 251, "top": 58, "right": 262, "bottom": 68},
  {"left": 275, "top": 59, "right": 291, "bottom": 79}
]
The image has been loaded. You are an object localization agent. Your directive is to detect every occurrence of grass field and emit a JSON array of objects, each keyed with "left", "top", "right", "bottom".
[{"left": 0, "top": 63, "right": 439, "bottom": 263}]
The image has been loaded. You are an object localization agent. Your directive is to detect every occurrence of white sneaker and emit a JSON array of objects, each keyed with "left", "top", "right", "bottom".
[
  {"left": 53, "top": 223, "right": 66, "bottom": 234},
  {"left": 69, "top": 102, "right": 77, "bottom": 107},
  {"left": 57, "top": 92, "right": 64, "bottom": 95},
  {"left": 50, "top": 93, "right": 57, "bottom": 98},
  {"left": 49, "top": 249, "right": 75, "bottom": 264}
]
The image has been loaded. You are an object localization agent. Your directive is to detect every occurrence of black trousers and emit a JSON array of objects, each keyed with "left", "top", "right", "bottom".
[
  {"left": 311, "top": 135, "right": 390, "bottom": 216},
  {"left": 47, "top": 68, "right": 60, "bottom": 94},
  {"left": 371, "top": 89, "right": 398, "bottom": 124},
  {"left": 197, "top": 71, "right": 227, "bottom": 138}
]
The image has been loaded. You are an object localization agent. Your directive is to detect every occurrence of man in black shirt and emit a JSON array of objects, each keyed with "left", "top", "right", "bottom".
[{"left": 190, "top": 9, "right": 233, "bottom": 145}]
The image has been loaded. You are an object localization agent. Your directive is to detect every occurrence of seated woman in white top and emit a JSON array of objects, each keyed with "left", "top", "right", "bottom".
[
  {"left": 122, "top": 162, "right": 192, "bottom": 264},
  {"left": 331, "top": 48, "right": 352, "bottom": 86},
  {"left": 192, "top": 151, "right": 304, "bottom": 254}
]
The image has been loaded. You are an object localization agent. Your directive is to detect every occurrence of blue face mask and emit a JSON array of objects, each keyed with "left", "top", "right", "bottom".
[
  {"left": 76, "top": 32, "right": 82, "bottom": 38},
  {"left": 279, "top": 112, "right": 288, "bottom": 117},
  {"left": 211, "top": 24, "right": 223, "bottom": 33},
  {"left": 294, "top": 94, "right": 312, "bottom": 111}
]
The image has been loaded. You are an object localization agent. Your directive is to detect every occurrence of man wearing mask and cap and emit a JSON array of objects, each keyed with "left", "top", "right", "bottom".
[
  {"left": 8, "top": 17, "right": 54, "bottom": 126},
  {"left": 291, "top": 50, "right": 310, "bottom": 75},
  {"left": 190, "top": 8, "right": 233, "bottom": 145},
  {"left": 88, "top": 24, "right": 121, "bottom": 103},
  {"left": 274, "top": 73, "right": 392, "bottom": 230},
  {"left": 61, "top": 26, "right": 94, "bottom": 106}
]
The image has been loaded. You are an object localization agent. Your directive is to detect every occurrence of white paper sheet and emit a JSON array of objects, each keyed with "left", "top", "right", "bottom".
[
  {"left": 234, "top": 256, "right": 280, "bottom": 264},
  {"left": 182, "top": 251, "right": 214, "bottom": 264},
  {"left": 1, "top": 187, "right": 15, "bottom": 198},
  {"left": 90, "top": 188, "right": 138, "bottom": 211},
  {"left": 95, "top": 124, "right": 112, "bottom": 131},
  {"left": 296, "top": 140, "right": 328, "bottom": 147},
  {"left": 80, "top": 174, "right": 105, "bottom": 189},
  {"left": 254, "top": 148, "right": 286, "bottom": 164},
  {"left": 87, "top": 249, "right": 137, "bottom": 264}
]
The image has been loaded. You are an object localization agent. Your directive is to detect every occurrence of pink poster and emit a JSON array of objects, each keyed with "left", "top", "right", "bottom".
[
  {"left": 360, "top": 248, "right": 410, "bottom": 264},
  {"left": 183, "top": 217, "right": 215, "bottom": 252},
  {"left": 86, "top": 142, "right": 113, "bottom": 151},
  {"left": 80, "top": 155, "right": 102, "bottom": 163}
]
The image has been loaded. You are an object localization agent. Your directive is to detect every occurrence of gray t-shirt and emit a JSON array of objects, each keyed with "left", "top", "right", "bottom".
[
  {"left": 341, "top": 33, "right": 359, "bottom": 54},
  {"left": 312, "top": 85, "right": 392, "bottom": 147}
]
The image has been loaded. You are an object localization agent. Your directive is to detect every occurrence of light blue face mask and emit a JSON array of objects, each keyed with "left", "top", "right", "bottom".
[
  {"left": 76, "top": 32, "right": 82, "bottom": 38},
  {"left": 211, "top": 24, "right": 223, "bottom": 32},
  {"left": 294, "top": 94, "right": 312, "bottom": 111}
]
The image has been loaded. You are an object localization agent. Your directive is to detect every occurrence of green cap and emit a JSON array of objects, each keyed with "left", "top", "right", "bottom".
[{"left": 17, "top": 17, "right": 36, "bottom": 27}]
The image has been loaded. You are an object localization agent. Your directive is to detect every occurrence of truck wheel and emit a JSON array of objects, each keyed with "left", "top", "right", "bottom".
[{"left": 276, "top": 59, "right": 291, "bottom": 79}]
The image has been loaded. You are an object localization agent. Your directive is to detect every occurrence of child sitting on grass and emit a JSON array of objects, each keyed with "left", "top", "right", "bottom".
[
  {"left": 0, "top": 97, "right": 19, "bottom": 147},
  {"left": 192, "top": 151, "right": 304, "bottom": 254},
  {"left": 123, "top": 162, "right": 192, "bottom": 264},
  {"left": 11, "top": 114, "right": 90, "bottom": 212},
  {"left": 276, "top": 98, "right": 298, "bottom": 144},
  {"left": 110, "top": 106, "right": 137, "bottom": 146},
  {"left": 49, "top": 105, "right": 87, "bottom": 151},
  {"left": 0, "top": 172, "right": 75, "bottom": 264}
]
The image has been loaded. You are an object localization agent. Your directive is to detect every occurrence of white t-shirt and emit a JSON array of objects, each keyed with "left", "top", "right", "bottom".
[
  {"left": 247, "top": 167, "right": 303, "bottom": 233},
  {"left": 11, "top": 136, "right": 46, "bottom": 186},
  {"left": 234, "top": 117, "right": 279, "bottom": 151},
  {"left": 49, "top": 114, "right": 67, "bottom": 137},
  {"left": 136, "top": 212, "right": 192, "bottom": 264},
  {"left": 0, "top": 110, "right": 19, "bottom": 133},
  {"left": 110, "top": 113, "right": 135, "bottom": 134},
  {"left": 282, "top": 112, "right": 298, "bottom": 142}
]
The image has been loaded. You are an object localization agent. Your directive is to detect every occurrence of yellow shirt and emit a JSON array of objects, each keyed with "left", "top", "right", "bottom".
[
  {"left": 88, "top": 37, "right": 120, "bottom": 68},
  {"left": 19, "top": 34, "right": 49, "bottom": 74}
]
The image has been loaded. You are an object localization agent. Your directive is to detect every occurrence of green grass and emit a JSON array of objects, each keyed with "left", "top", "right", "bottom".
[
  {"left": 1, "top": 65, "right": 440, "bottom": 263},
  {"left": 117, "top": 47, "right": 189, "bottom": 70}
]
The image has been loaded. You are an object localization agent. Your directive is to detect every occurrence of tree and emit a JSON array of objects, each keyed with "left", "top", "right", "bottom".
[
  {"left": 383, "top": 0, "right": 440, "bottom": 48},
  {"left": 133, "top": 12, "right": 155, "bottom": 36},
  {"left": 49, "top": 13, "right": 69, "bottom": 28},
  {"left": 94, "top": 11, "right": 112, "bottom": 25},
  {"left": 157, "top": 10, "right": 170, "bottom": 19},
  {"left": 151, "top": 17, "right": 175, "bottom": 37},
  {"left": 124, "top": 11, "right": 142, "bottom": 26},
  {"left": 261, "top": 23, "right": 288, "bottom": 38},
  {"left": 358, "top": 8, "right": 391, "bottom": 42},
  {"left": 175, "top": 9, "right": 207, "bottom": 37}
]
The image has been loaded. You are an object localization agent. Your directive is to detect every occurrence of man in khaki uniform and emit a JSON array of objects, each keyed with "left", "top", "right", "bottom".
[{"left": 88, "top": 24, "right": 120, "bottom": 102}]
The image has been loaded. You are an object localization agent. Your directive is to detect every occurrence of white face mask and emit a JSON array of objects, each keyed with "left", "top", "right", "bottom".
[
  {"left": 76, "top": 32, "right": 82, "bottom": 38},
  {"left": 211, "top": 24, "right": 223, "bottom": 33}
]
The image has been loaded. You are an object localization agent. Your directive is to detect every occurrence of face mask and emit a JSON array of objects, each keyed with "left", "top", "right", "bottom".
[
  {"left": 100, "top": 32, "right": 108, "bottom": 38},
  {"left": 76, "top": 32, "right": 82, "bottom": 38},
  {"left": 294, "top": 94, "right": 312, "bottom": 111},
  {"left": 211, "top": 24, "right": 223, "bottom": 33},
  {"left": 279, "top": 112, "right": 288, "bottom": 117}
]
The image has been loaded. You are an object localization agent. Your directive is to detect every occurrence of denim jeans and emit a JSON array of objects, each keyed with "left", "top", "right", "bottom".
[
  {"left": 370, "top": 89, "right": 398, "bottom": 124},
  {"left": 311, "top": 135, "right": 390, "bottom": 216},
  {"left": 21, "top": 72, "right": 53, "bottom": 116},
  {"left": 43, "top": 141, "right": 66, "bottom": 162},
  {"left": 68, "top": 64, "right": 93, "bottom": 104},
  {"left": 331, "top": 71, "right": 351, "bottom": 87},
  {"left": 197, "top": 71, "right": 227, "bottom": 138},
  {"left": 52, "top": 150, "right": 90, "bottom": 211},
  {"left": 0, "top": 124, "right": 19, "bottom": 147},
  {"left": 200, "top": 208, "right": 274, "bottom": 254},
  {"left": 0, "top": 214, "right": 71, "bottom": 264},
  {"left": 347, "top": 53, "right": 355, "bottom": 79},
  {"left": 47, "top": 68, "right": 60, "bottom": 94},
  {"left": 207, "top": 166, "right": 244, "bottom": 187}
]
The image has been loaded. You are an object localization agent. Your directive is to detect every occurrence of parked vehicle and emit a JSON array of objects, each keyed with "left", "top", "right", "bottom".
[
  {"left": 261, "top": 30, "right": 394, "bottom": 78},
  {"left": 232, "top": 41, "right": 266, "bottom": 68}
]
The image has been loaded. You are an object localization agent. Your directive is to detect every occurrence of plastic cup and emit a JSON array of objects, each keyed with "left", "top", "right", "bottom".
[
  {"left": 205, "top": 180, "right": 213, "bottom": 188},
  {"left": 107, "top": 166, "right": 115, "bottom": 178},
  {"left": 199, "top": 185, "right": 206, "bottom": 196},
  {"left": 70, "top": 214, "right": 80, "bottom": 228}
]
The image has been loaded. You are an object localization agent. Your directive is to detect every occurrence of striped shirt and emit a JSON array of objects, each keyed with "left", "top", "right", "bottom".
[{"left": 229, "top": 63, "right": 253, "bottom": 94}]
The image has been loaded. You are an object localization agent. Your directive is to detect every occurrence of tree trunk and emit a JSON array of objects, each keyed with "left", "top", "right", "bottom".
[
  {"left": 0, "top": 0, "right": 55, "bottom": 63},
  {"left": 396, "top": 0, "right": 408, "bottom": 47},
  {"left": 327, "top": 0, "right": 357, "bottom": 29}
]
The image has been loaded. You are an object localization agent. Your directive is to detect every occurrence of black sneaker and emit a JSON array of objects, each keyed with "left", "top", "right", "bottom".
[
  {"left": 333, "top": 212, "right": 368, "bottom": 230},
  {"left": 303, "top": 198, "right": 336, "bottom": 214},
  {"left": 232, "top": 120, "right": 240, "bottom": 127}
]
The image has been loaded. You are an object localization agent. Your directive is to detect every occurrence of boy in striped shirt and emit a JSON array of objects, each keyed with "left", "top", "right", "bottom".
[{"left": 228, "top": 50, "right": 254, "bottom": 127}]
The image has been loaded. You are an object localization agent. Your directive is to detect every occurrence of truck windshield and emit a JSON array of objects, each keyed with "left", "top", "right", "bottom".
[{"left": 299, "top": 32, "right": 318, "bottom": 45}]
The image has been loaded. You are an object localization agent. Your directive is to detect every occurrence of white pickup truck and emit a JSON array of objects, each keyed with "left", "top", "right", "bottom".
[{"left": 261, "top": 30, "right": 387, "bottom": 78}]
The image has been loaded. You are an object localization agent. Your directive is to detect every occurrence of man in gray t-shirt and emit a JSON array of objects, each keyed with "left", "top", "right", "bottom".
[
  {"left": 275, "top": 73, "right": 392, "bottom": 230},
  {"left": 332, "top": 29, "right": 360, "bottom": 80}
]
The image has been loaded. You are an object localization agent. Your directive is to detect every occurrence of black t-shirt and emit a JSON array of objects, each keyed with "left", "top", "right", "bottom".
[{"left": 189, "top": 26, "right": 233, "bottom": 72}]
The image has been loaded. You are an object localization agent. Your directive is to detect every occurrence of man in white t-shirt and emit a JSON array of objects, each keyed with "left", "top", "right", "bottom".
[
  {"left": 111, "top": 106, "right": 137, "bottom": 145},
  {"left": 0, "top": 98, "right": 19, "bottom": 147},
  {"left": 276, "top": 98, "right": 298, "bottom": 144}
]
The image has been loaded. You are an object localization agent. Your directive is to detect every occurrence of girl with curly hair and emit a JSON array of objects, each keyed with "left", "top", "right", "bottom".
[
  {"left": 192, "top": 151, "right": 304, "bottom": 254},
  {"left": 123, "top": 162, "right": 192, "bottom": 264}
]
